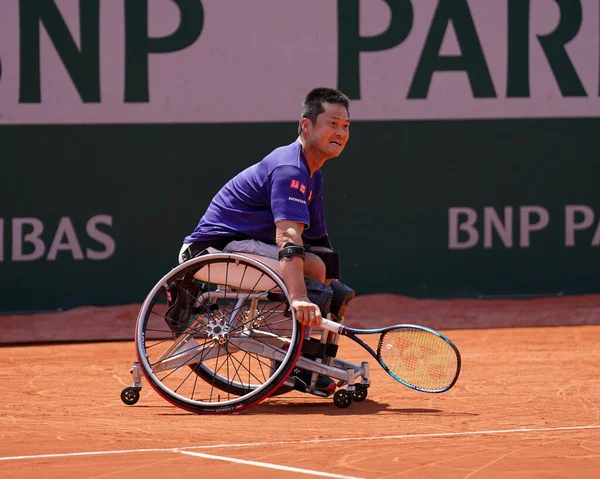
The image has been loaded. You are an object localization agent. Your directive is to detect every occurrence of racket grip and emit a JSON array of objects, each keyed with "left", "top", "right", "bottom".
[{"left": 320, "top": 318, "right": 344, "bottom": 334}]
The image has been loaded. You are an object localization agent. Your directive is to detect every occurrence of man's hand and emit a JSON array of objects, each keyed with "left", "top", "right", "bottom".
[{"left": 291, "top": 296, "right": 322, "bottom": 327}]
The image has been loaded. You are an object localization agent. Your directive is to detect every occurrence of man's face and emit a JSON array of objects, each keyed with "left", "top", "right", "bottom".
[{"left": 304, "top": 102, "right": 350, "bottom": 159}]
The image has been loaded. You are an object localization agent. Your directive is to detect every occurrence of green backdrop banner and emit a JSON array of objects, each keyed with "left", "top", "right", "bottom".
[{"left": 2, "top": 118, "right": 599, "bottom": 312}]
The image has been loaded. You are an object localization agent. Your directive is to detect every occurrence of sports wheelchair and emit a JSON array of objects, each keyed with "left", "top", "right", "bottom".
[{"left": 121, "top": 248, "right": 369, "bottom": 413}]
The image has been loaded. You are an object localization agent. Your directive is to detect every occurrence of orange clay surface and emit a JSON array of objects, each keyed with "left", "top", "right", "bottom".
[{"left": 1, "top": 295, "right": 599, "bottom": 478}]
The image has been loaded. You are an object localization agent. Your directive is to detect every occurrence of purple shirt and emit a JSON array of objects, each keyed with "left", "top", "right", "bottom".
[{"left": 185, "top": 141, "right": 326, "bottom": 244}]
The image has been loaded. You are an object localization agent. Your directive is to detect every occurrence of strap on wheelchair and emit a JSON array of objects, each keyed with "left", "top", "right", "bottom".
[{"left": 301, "top": 337, "right": 339, "bottom": 360}]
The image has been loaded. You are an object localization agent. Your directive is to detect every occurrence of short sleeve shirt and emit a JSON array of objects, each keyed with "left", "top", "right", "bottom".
[{"left": 185, "top": 141, "right": 326, "bottom": 244}]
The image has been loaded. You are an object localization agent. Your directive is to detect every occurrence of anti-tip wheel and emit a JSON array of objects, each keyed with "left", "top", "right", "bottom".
[
  {"left": 353, "top": 384, "right": 368, "bottom": 402},
  {"left": 121, "top": 387, "right": 140, "bottom": 405},
  {"left": 333, "top": 389, "right": 353, "bottom": 408}
]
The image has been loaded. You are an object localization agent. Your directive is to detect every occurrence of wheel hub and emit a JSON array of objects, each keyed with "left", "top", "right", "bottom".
[{"left": 207, "top": 318, "right": 230, "bottom": 344}]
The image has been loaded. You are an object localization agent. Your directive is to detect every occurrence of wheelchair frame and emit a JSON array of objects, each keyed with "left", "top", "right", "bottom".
[{"left": 121, "top": 252, "right": 370, "bottom": 413}]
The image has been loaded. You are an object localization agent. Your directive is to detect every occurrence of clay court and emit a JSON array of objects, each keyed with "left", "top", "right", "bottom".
[{"left": 1, "top": 295, "right": 599, "bottom": 478}]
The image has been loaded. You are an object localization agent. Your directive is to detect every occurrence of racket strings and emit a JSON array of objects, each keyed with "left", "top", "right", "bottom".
[{"left": 379, "top": 328, "right": 459, "bottom": 392}]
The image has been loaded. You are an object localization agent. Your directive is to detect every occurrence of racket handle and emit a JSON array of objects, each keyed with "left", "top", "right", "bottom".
[{"left": 320, "top": 317, "right": 344, "bottom": 334}]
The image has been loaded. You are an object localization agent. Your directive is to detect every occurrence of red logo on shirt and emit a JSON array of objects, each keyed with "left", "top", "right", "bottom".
[
  {"left": 290, "top": 180, "right": 300, "bottom": 189},
  {"left": 300, "top": 184, "right": 306, "bottom": 194}
]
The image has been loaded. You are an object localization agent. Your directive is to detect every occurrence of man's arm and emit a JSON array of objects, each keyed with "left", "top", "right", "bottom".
[{"left": 275, "top": 220, "right": 322, "bottom": 327}]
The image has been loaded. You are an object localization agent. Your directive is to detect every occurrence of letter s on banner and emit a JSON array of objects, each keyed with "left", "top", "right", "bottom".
[{"left": 86, "top": 215, "right": 116, "bottom": 260}]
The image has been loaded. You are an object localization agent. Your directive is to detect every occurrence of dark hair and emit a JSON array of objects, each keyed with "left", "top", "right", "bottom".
[{"left": 298, "top": 87, "right": 350, "bottom": 134}]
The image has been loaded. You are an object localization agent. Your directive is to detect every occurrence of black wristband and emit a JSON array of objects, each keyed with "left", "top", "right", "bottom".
[{"left": 278, "top": 242, "right": 306, "bottom": 261}]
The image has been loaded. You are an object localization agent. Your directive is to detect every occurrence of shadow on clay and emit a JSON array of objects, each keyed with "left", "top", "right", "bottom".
[{"left": 147, "top": 399, "right": 472, "bottom": 416}]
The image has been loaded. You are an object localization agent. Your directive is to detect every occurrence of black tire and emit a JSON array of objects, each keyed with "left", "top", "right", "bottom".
[
  {"left": 121, "top": 387, "right": 140, "bottom": 405},
  {"left": 135, "top": 253, "right": 302, "bottom": 414},
  {"left": 352, "top": 384, "right": 368, "bottom": 402},
  {"left": 333, "top": 389, "right": 353, "bottom": 408}
]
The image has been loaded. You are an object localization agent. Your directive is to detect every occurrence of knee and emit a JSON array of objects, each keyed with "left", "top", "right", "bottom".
[
  {"left": 330, "top": 279, "right": 355, "bottom": 318},
  {"left": 304, "top": 252, "right": 326, "bottom": 283}
]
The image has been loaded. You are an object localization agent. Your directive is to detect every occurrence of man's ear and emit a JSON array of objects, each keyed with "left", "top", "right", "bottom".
[{"left": 300, "top": 117, "right": 311, "bottom": 132}]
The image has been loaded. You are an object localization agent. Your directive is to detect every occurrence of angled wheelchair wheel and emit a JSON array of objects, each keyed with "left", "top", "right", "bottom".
[{"left": 134, "top": 253, "right": 303, "bottom": 414}]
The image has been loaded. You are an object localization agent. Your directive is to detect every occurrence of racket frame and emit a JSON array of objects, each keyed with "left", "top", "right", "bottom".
[{"left": 320, "top": 318, "right": 461, "bottom": 393}]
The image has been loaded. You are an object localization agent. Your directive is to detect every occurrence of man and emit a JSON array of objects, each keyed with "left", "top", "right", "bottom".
[{"left": 174, "top": 87, "right": 354, "bottom": 393}]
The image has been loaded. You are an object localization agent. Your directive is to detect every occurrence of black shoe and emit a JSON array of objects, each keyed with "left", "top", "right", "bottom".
[
  {"left": 164, "top": 275, "right": 197, "bottom": 335},
  {"left": 291, "top": 367, "right": 336, "bottom": 395}
]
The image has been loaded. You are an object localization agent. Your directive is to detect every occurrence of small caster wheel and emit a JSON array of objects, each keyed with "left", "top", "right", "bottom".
[
  {"left": 121, "top": 387, "right": 140, "bottom": 405},
  {"left": 353, "top": 384, "right": 368, "bottom": 402},
  {"left": 333, "top": 389, "right": 353, "bottom": 408}
]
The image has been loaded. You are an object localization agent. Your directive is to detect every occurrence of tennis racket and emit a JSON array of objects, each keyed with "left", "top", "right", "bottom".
[{"left": 319, "top": 318, "right": 461, "bottom": 393}]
